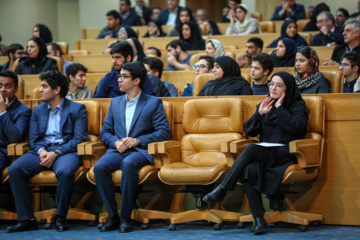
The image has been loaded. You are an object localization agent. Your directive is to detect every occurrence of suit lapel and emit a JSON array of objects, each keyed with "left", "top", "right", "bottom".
[
  {"left": 39, "top": 103, "right": 50, "bottom": 134},
  {"left": 119, "top": 96, "right": 126, "bottom": 134},
  {"left": 60, "top": 99, "right": 70, "bottom": 130},
  {"left": 129, "top": 92, "right": 146, "bottom": 135}
]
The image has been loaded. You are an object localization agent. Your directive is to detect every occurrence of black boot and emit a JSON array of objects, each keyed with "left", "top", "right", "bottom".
[
  {"left": 252, "top": 217, "right": 267, "bottom": 235},
  {"left": 99, "top": 215, "right": 120, "bottom": 232},
  {"left": 202, "top": 185, "right": 227, "bottom": 205}
]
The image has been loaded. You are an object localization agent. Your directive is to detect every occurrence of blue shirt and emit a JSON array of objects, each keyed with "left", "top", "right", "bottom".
[
  {"left": 166, "top": 54, "right": 192, "bottom": 71},
  {"left": 125, "top": 91, "right": 141, "bottom": 136}
]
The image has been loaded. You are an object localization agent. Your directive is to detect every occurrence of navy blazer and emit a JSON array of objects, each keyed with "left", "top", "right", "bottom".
[
  {"left": 0, "top": 98, "right": 31, "bottom": 148},
  {"left": 29, "top": 98, "right": 88, "bottom": 155},
  {"left": 100, "top": 92, "right": 171, "bottom": 164},
  {"left": 311, "top": 26, "right": 344, "bottom": 46},
  {"left": 156, "top": 7, "right": 183, "bottom": 26},
  {"left": 121, "top": 11, "right": 141, "bottom": 27},
  {"left": 271, "top": 3, "right": 306, "bottom": 20}
]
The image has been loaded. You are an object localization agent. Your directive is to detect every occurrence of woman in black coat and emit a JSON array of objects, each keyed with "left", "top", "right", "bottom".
[{"left": 203, "top": 71, "right": 308, "bottom": 235}]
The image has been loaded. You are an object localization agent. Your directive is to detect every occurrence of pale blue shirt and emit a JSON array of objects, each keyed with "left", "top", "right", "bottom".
[
  {"left": 166, "top": 8, "right": 178, "bottom": 25},
  {"left": 125, "top": 91, "right": 141, "bottom": 137}
]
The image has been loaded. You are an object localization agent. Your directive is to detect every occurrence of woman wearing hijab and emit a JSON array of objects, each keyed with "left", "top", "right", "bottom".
[
  {"left": 32, "top": 23, "right": 53, "bottom": 44},
  {"left": 226, "top": 4, "right": 261, "bottom": 35},
  {"left": 203, "top": 71, "right": 308, "bottom": 235},
  {"left": 105, "top": 27, "right": 138, "bottom": 54},
  {"left": 167, "top": 8, "right": 200, "bottom": 37},
  {"left": 268, "top": 19, "right": 308, "bottom": 48},
  {"left": 203, "top": 19, "right": 222, "bottom": 35},
  {"left": 180, "top": 21, "right": 205, "bottom": 51},
  {"left": 271, "top": 38, "right": 297, "bottom": 67},
  {"left": 125, "top": 37, "right": 146, "bottom": 62},
  {"left": 198, "top": 55, "right": 252, "bottom": 96},
  {"left": 295, "top": 47, "right": 330, "bottom": 94},
  {"left": 192, "top": 39, "right": 224, "bottom": 70},
  {"left": 14, "top": 37, "right": 58, "bottom": 75},
  {"left": 143, "top": 21, "right": 166, "bottom": 38}
]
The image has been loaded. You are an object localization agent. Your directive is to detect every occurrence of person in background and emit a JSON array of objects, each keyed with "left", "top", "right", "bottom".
[
  {"left": 0, "top": 34, "right": 8, "bottom": 56},
  {"left": 32, "top": 23, "right": 53, "bottom": 44},
  {"left": 119, "top": 0, "right": 141, "bottom": 27},
  {"left": 226, "top": 4, "right": 261, "bottom": 35},
  {"left": 270, "top": 0, "right": 306, "bottom": 21},
  {"left": 196, "top": 9, "right": 207, "bottom": 25},
  {"left": 236, "top": 37, "right": 263, "bottom": 69},
  {"left": 221, "top": 5, "right": 231, "bottom": 23},
  {"left": 203, "top": 20, "right": 222, "bottom": 35},
  {"left": 221, "top": 0, "right": 241, "bottom": 23},
  {"left": 165, "top": 40, "right": 192, "bottom": 71},
  {"left": 104, "top": 27, "right": 138, "bottom": 54},
  {"left": 0, "top": 44, "right": 25, "bottom": 72},
  {"left": 143, "top": 21, "right": 166, "bottom": 38},
  {"left": 150, "top": 7, "right": 162, "bottom": 22},
  {"left": 125, "top": 37, "right": 146, "bottom": 62},
  {"left": 157, "top": 0, "right": 183, "bottom": 26},
  {"left": 250, "top": 53, "right": 274, "bottom": 95},
  {"left": 268, "top": 19, "right": 308, "bottom": 48},
  {"left": 339, "top": 52, "right": 360, "bottom": 93},
  {"left": 180, "top": 21, "right": 205, "bottom": 51},
  {"left": 97, "top": 10, "right": 122, "bottom": 39},
  {"left": 46, "top": 42, "right": 73, "bottom": 74},
  {"left": 310, "top": 11, "right": 344, "bottom": 46},
  {"left": 167, "top": 8, "right": 197, "bottom": 37},
  {"left": 132, "top": 0, "right": 152, "bottom": 25},
  {"left": 303, "top": 3, "right": 330, "bottom": 32},
  {"left": 270, "top": 38, "right": 297, "bottom": 67},
  {"left": 350, "top": 0, "right": 360, "bottom": 18},
  {"left": 145, "top": 47, "right": 161, "bottom": 59},
  {"left": 335, "top": 8, "right": 349, "bottom": 27},
  {"left": 65, "top": 63, "right": 92, "bottom": 99}
]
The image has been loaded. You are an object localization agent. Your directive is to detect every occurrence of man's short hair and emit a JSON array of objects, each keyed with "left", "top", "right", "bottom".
[
  {"left": 247, "top": 37, "right": 264, "bottom": 50},
  {"left": 7, "top": 43, "right": 24, "bottom": 58},
  {"left": 199, "top": 55, "right": 214, "bottom": 69},
  {"left": 47, "top": 42, "right": 63, "bottom": 56},
  {"left": 251, "top": 53, "right": 274, "bottom": 76},
  {"left": 143, "top": 57, "right": 164, "bottom": 78},
  {"left": 337, "top": 8, "right": 349, "bottom": 18},
  {"left": 107, "top": 10, "right": 120, "bottom": 19},
  {"left": 231, "top": 0, "right": 241, "bottom": 4},
  {"left": 345, "top": 19, "right": 360, "bottom": 33},
  {"left": 0, "top": 70, "right": 19, "bottom": 87},
  {"left": 147, "top": 47, "right": 161, "bottom": 57},
  {"left": 120, "top": 0, "right": 131, "bottom": 6},
  {"left": 39, "top": 70, "right": 69, "bottom": 98},
  {"left": 318, "top": 11, "right": 335, "bottom": 25},
  {"left": 341, "top": 52, "right": 360, "bottom": 75},
  {"left": 110, "top": 42, "right": 134, "bottom": 61},
  {"left": 121, "top": 62, "right": 147, "bottom": 90},
  {"left": 65, "top": 63, "right": 88, "bottom": 80},
  {"left": 166, "top": 40, "right": 187, "bottom": 52}
]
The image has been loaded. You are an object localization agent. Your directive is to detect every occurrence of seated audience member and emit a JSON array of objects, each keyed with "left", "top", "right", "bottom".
[
  {"left": 47, "top": 42, "right": 73, "bottom": 74},
  {"left": 203, "top": 19, "right": 222, "bottom": 35},
  {"left": 125, "top": 37, "right": 146, "bottom": 62},
  {"left": 198, "top": 55, "right": 252, "bottom": 96},
  {"left": 119, "top": 0, "right": 141, "bottom": 27},
  {"left": 97, "top": 10, "right": 122, "bottom": 39},
  {"left": 0, "top": 71, "right": 32, "bottom": 183},
  {"left": 271, "top": 0, "right": 306, "bottom": 20},
  {"left": 237, "top": 37, "right": 263, "bottom": 69},
  {"left": 143, "top": 21, "right": 166, "bottom": 38},
  {"left": 351, "top": 0, "right": 360, "bottom": 18},
  {"left": 303, "top": 2, "right": 330, "bottom": 32},
  {"left": 156, "top": 0, "right": 183, "bottom": 26},
  {"left": 0, "top": 35, "right": 8, "bottom": 56},
  {"left": 14, "top": 37, "right": 58, "bottom": 75},
  {"left": 226, "top": 4, "right": 261, "bottom": 35},
  {"left": 220, "top": 5, "right": 231, "bottom": 23},
  {"left": 165, "top": 40, "right": 192, "bottom": 71},
  {"left": 132, "top": 0, "right": 152, "bottom": 25},
  {"left": 145, "top": 47, "right": 161, "bottom": 59},
  {"left": 151, "top": 7, "right": 162, "bottom": 22},
  {"left": 271, "top": 38, "right": 297, "bottom": 67},
  {"left": 251, "top": 53, "right": 274, "bottom": 95},
  {"left": 105, "top": 27, "right": 138, "bottom": 54},
  {"left": 192, "top": 39, "right": 224, "bottom": 70},
  {"left": 268, "top": 19, "right": 308, "bottom": 48},
  {"left": 311, "top": 12, "right": 344, "bottom": 46},
  {"left": 183, "top": 55, "right": 214, "bottom": 97},
  {"left": 196, "top": 8, "right": 207, "bottom": 25},
  {"left": 32, "top": 23, "right": 53, "bottom": 44},
  {"left": 180, "top": 21, "right": 206, "bottom": 51},
  {"left": 0, "top": 43, "right": 25, "bottom": 72},
  {"left": 7, "top": 70, "right": 88, "bottom": 233},
  {"left": 294, "top": 47, "right": 330, "bottom": 94},
  {"left": 221, "top": 0, "right": 241, "bottom": 23},
  {"left": 335, "top": 8, "right": 349, "bottom": 27},
  {"left": 143, "top": 57, "right": 177, "bottom": 97},
  {"left": 167, "top": 8, "right": 197, "bottom": 37},
  {"left": 93, "top": 42, "right": 154, "bottom": 98},
  {"left": 340, "top": 52, "right": 360, "bottom": 93},
  {"left": 65, "top": 63, "right": 92, "bottom": 99}
]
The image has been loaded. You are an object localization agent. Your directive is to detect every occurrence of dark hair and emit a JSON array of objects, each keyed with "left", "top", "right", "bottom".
[
  {"left": 143, "top": 57, "right": 164, "bottom": 78},
  {"left": 34, "top": 23, "right": 53, "bottom": 43},
  {"left": 251, "top": 53, "right": 274, "bottom": 76},
  {"left": 120, "top": 0, "right": 131, "bottom": 6},
  {"left": 236, "top": 5, "right": 247, "bottom": 14},
  {"left": 121, "top": 62, "right": 147, "bottom": 90},
  {"left": 166, "top": 39, "right": 187, "bottom": 52},
  {"left": 0, "top": 70, "right": 19, "bottom": 87},
  {"left": 39, "top": 70, "right": 69, "bottom": 98},
  {"left": 28, "top": 37, "right": 48, "bottom": 59},
  {"left": 297, "top": 46, "right": 311, "bottom": 59},
  {"left": 199, "top": 55, "right": 214, "bottom": 69},
  {"left": 110, "top": 42, "right": 134, "bottom": 61},
  {"left": 65, "top": 63, "right": 88, "bottom": 80},
  {"left": 248, "top": 37, "right": 264, "bottom": 50},
  {"left": 7, "top": 43, "right": 24, "bottom": 58},
  {"left": 341, "top": 52, "right": 360, "bottom": 75},
  {"left": 146, "top": 47, "right": 161, "bottom": 57},
  {"left": 337, "top": 8, "right": 349, "bottom": 18},
  {"left": 47, "top": 42, "right": 63, "bottom": 56},
  {"left": 107, "top": 10, "right": 120, "bottom": 19},
  {"left": 231, "top": 0, "right": 241, "bottom": 4}
]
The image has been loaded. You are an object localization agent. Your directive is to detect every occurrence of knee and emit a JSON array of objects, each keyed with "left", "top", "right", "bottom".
[
  {"left": 55, "top": 168, "right": 74, "bottom": 180},
  {"left": 120, "top": 159, "right": 138, "bottom": 172},
  {"left": 8, "top": 162, "right": 22, "bottom": 177},
  {"left": 93, "top": 161, "right": 109, "bottom": 177}
]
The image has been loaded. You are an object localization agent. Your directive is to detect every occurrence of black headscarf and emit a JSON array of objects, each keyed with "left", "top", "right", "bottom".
[
  {"left": 198, "top": 56, "right": 252, "bottom": 96},
  {"left": 268, "top": 19, "right": 308, "bottom": 47},
  {"left": 128, "top": 37, "right": 146, "bottom": 62},
  {"left": 180, "top": 21, "right": 205, "bottom": 51},
  {"left": 205, "top": 19, "right": 222, "bottom": 35},
  {"left": 143, "top": 21, "right": 166, "bottom": 37},
  {"left": 27, "top": 37, "right": 48, "bottom": 67},
  {"left": 174, "top": 8, "right": 196, "bottom": 35},
  {"left": 271, "top": 38, "right": 297, "bottom": 67},
  {"left": 34, "top": 23, "right": 53, "bottom": 43}
]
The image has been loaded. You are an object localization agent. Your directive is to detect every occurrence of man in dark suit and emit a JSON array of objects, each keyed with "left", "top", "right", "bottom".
[
  {"left": 156, "top": 0, "right": 182, "bottom": 26},
  {"left": 119, "top": 0, "right": 141, "bottom": 27},
  {"left": 311, "top": 12, "right": 344, "bottom": 46},
  {"left": 0, "top": 71, "right": 31, "bottom": 182},
  {"left": 7, "top": 70, "right": 88, "bottom": 232},
  {"left": 132, "top": 0, "right": 152, "bottom": 25},
  {"left": 271, "top": 0, "right": 306, "bottom": 20},
  {"left": 94, "top": 62, "right": 171, "bottom": 233}
]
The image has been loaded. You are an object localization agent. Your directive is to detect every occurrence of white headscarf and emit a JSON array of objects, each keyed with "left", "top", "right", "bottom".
[{"left": 234, "top": 4, "right": 252, "bottom": 33}]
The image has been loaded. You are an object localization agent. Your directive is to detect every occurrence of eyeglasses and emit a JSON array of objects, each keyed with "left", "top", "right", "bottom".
[
  {"left": 118, "top": 74, "right": 132, "bottom": 80},
  {"left": 195, "top": 64, "right": 209, "bottom": 70},
  {"left": 268, "top": 82, "right": 285, "bottom": 89},
  {"left": 339, "top": 62, "right": 352, "bottom": 68}
]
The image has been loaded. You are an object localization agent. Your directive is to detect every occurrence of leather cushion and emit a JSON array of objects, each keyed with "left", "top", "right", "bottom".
[{"left": 28, "top": 166, "right": 88, "bottom": 185}]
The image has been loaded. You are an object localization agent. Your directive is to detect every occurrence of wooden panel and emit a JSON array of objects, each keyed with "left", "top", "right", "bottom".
[
  {"left": 0, "top": 56, "right": 7, "bottom": 65},
  {"left": 207, "top": 34, "right": 280, "bottom": 49},
  {"left": 139, "top": 36, "right": 178, "bottom": 51},
  {"left": 75, "top": 39, "right": 115, "bottom": 54},
  {"left": 72, "top": 55, "right": 112, "bottom": 73}
]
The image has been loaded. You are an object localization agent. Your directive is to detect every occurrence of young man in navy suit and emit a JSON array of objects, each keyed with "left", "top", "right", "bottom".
[
  {"left": 0, "top": 71, "right": 31, "bottom": 183},
  {"left": 94, "top": 62, "right": 171, "bottom": 233},
  {"left": 7, "top": 70, "right": 88, "bottom": 232}
]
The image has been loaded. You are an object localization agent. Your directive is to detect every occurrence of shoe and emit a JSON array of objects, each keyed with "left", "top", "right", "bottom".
[
  {"left": 119, "top": 218, "right": 133, "bottom": 233},
  {"left": 252, "top": 217, "right": 267, "bottom": 235},
  {"left": 7, "top": 219, "right": 38, "bottom": 232},
  {"left": 55, "top": 215, "right": 68, "bottom": 232},
  {"left": 99, "top": 215, "right": 120, "bottom": 232},
  {"left": 202, "top": 185, "right": 227, "bottom": 205}
]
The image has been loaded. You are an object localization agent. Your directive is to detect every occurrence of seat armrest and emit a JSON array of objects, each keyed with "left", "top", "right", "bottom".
[
  {"left": 15, "top": 143, "right": 30, "bottom": 156},
  {"left": 77, "top": 142, "right": 107, "bottom": 167},
  {"left": 289, "top": 139, "right": 320, "bottom": 168},
  {"left": 7, "top": 143, "right": 18, "bottom": 156},
  {"left": 229, "top": 139, "right": 258, "bottom": 153},
  {"left": 148, "top": 140, "right": 180, "bottom": 167}
]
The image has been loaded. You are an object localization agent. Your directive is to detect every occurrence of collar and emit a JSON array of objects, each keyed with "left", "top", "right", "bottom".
[
  {"left": 47, "top": 98, "right": 65, "bottom": 111},
  {"left": 170, "top": 7, "right": 178, "bottom": 14},
  {"left": 121, "top": 12, "right": 130, "bottom": 19},
  {"left": 126, "top": 90, "right": 142, "bottom": 103}
]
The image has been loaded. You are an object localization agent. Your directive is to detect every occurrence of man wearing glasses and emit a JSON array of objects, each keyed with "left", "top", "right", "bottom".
[
  {"left": 339, "top": 52, "right": 360, "bottom": 93},
  {"left": 311, "top": 11, "right": 344, "bottom": 47}
]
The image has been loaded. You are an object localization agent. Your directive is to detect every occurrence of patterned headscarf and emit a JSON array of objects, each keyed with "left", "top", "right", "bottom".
[{"left": 206, "top": 39, "right": 225, "bottom": 57}]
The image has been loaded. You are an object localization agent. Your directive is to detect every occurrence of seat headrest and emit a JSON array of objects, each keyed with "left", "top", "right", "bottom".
[{"left": 302, "top": 96, "right": 324, "bottom": 135}]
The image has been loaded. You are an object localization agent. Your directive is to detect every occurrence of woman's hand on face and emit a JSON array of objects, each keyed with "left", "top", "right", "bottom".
[
  {"left": 275, "top": 92, "right": 286, "bottom": 108},
  {"left": 259, "top": 96, "right": 274, "bottom": 115}
]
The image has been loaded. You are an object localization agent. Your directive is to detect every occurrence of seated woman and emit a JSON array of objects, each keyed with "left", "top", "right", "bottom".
[
  {"left": 203, "top": 19, "right": 222, "bottom": 35},
  {"left": 226, "top": 4, "right": 261, "bottom": 35},
  {"left": 125, "top": 37, "right": 146, "bottom": 62},
  {"left": 268, "top": 19, "right": 308, "bottom": 48},
  {"left": 295, "top": 47, "right": 330, "bottom": 94},
  {"left": 180, "top": 21, "right": 205, "bottom": 51},
  {"left": 167, "top": 8, "right": 200, "bottom": 37},
  {"left": 32, "top": 23, "right": 53, "bottom": 43},
  {"left": 192, "top": 39, "right": 224, "bottom": 70},
  {"left": 105, "top": 27, "right": 138, "bottom": 54},
  {"left": 197, "top": 55, "right": 252, "bottom": 96},
  {"left": 270, "top": 38, "right": 297, "bottom": 67},
  {"left": 14, "top": 37, "right": 58, "bottom": 75},
  {"left": 143, "top": 21, "right": 166, "bottom": 38},
  {"left": 203, "top": 71, "right": 308, "bottom": 235}
]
